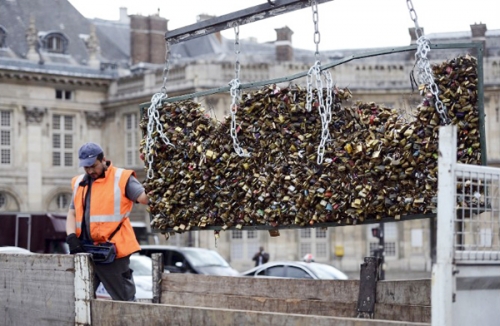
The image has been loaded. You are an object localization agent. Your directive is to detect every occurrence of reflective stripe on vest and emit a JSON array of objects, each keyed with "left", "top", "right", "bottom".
[
  {"left": 73, "top": 169, "right": 132, "bottom": 228},
  {"left": 88, "top": 168, "right": 129, "bottom": 223},
  {"left": 73, "top": 174, "right": 85, "bottom": 230}
]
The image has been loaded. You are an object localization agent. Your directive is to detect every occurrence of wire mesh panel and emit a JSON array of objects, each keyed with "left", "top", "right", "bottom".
[{"left": 454, "top": 164, "right": 500, "bottom": 262}]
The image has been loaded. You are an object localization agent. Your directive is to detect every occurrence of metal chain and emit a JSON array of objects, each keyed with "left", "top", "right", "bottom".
[
  {"left": 161, "top": 41, "right": 171, "bottom": 95},
  {"left": 308, "top": 65, "right": 334, "bottom": 165},
  {"left": 144, "top": 40, "right": 174, "bottom": 179},
  {"left": 306, "top": 62, "right": 321, "bottom": 112},
  {"left": 229, "top": 24, "right": 250, "bottom": 157},
  {"left": 324, "top": 70, "right": 333, "bottom": 126},
  {"left": 406, "top": 0, "right": 449, "bottom": 124},
  {"left": 306, "top": 0, "right": 332, "bottom": 164},
  {"left": 145, "top": 93, "right": 175, "bottom": 179},
  {"left": 311, "top": 0, "right": 321, "bottom": 61}
]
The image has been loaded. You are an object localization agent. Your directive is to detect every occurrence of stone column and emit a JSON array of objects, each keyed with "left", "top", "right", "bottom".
[{"left": 24, "top": 106, "right": 46, "bottom": 211}]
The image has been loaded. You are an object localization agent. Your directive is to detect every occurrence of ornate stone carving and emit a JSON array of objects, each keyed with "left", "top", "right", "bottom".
[
  {"left": 105, "top": 111, "right": 116, "bottom": 120},
  {"left": 25, "top": 15, "right": 39, "bottom": 61},
  {"left": 87, "top": 24, "right": 100, "bottom": 56},
  {"left": 25, "top": 15, "right": 37, "bottom": 49},
  {"left": 85, "top": 111, "right": 105, "bottom": 128},
  {"left": 83, "top": 24, "right": 101, "bottom": 69},
  {"left": 23, "top": 106, "right": 46, "bottom": 124}
]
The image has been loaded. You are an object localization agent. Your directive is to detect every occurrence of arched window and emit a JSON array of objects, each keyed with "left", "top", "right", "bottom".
[
  {"left": 56, "top": 193, "right": 71, "bottom": 210},
  {"left": 0, "top": 192, "right": 6, "bottom": 209},
  {"left": 42, "top": 32, "right": 68, "bottom": 54},
  {"left": 0, "top": 26, "right": 6, "bottom": 48},
  {"left": 48, "top": 192, "right": 72, "bottom": 212},
  {"left": 0, "top": 191, "right": 19, "bottom": 211}
]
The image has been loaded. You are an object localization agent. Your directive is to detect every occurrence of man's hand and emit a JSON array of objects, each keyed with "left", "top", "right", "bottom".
[
  {"left": 66, "top": 233, "right": 85, "bottom": 254},
  {"left": 136, "top": 191, "right": 150, "bottom": 205}
]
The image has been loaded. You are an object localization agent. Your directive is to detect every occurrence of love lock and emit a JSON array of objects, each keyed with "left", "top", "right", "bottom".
[{"left": 140, "top": 54, "right": 482, "bottom": 233}]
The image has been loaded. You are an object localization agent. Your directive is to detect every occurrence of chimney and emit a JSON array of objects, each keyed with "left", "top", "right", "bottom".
[
  {"left": 470, "top": 23, "right": 487, "bottom": 53},
  {"left": 119, "top": 7, "right": 130, "bottom": 24},
  {"left": 408, "top": 27, "right": 424, "bottom": 45},
  {"left": 275, "top": 26, "right": 293, "bottom": 62},
  {"left": 197, "top": 14, "right": 221, "bottom": 43},
  {"left": 471, "top": 23, "right": 487, "bottom": 38},
  {"left": 148, "top": 15, "right": 168, "bottom": 64},
  {"left": 130, "top": 14, "right": 168, "bottom": 65}
]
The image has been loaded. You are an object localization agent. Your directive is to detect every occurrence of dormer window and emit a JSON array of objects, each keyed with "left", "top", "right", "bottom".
[
  {"left": 41, "top": 32, "right": 68, "bottom": 54},
  {"left": 47, "top": 35, "right": 64, "bottom": 52},
  {"left": 0, "top": 26, "right": 6, "bottom": 48}
]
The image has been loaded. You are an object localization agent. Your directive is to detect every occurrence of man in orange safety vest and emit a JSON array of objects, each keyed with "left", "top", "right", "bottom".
[{"left": 66, "top": 142, "right": 149, "bottom": 301}]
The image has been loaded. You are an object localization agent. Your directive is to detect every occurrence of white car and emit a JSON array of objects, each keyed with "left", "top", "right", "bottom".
[
  {"left": 240, "top": 261, "right": 349, "bottom": 280},
  {"left": 96, "top": 254, "right": 153, "bottom": 300},
  {"left": 139, "top": 245, "right": 239, "bottom": 276},
  {"left": 0, "top": 246, "right": 34, "bottom": 254}
]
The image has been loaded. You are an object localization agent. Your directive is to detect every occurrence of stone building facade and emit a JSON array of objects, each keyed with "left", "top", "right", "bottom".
[{"left": 1, "top": 0, "right": 499, "bottom": 276}]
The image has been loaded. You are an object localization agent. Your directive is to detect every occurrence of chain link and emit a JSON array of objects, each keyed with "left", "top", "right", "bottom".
[
  {"left": 306, "top": 0, "right": 332, "bottom": 164},
  {"left": 306, "top": 63, "right": 321, "bottom": 112},
  {"left": 145, "top": 93, "right": 175, "bottom": 179},
  {"left": 161, "top": 41, "right": 171, "bottom": 95},
  {"left": 306, "top": 62, "right": 334, "bottom": 164},
  {"left": 229, "top": 24, "right": 249, "bottom": 157},
  {"left": 324, "top": 71, "right": 333, "bottom": 126},
  {"left": 143, "top": 40, "right": 174, "bottom": 179},
  {"left": 311, "top": 0, "right": 321, "bottom": 60},
  {"left": 234, "top": 25, "right": 241, "bottom": 81},
  {"left": 406, "top": 0, "right": 449, "bottom": 124}
]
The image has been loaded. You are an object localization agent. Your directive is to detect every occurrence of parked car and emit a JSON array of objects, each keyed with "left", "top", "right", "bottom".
[
  {"left": 240, "top": 261, "right": 349, "bottom": 280},
  {"left": 96, "top": 254, "right": 153, "bottom": 300},
  {"left": 130, "top": 221, "right": 159, "bottom": 245},
  {"left": 0, "top": 246, "right": 34, "bottom": 254},
  {"left": 139, "top": 245, "right": 239, "bottom": 276}
]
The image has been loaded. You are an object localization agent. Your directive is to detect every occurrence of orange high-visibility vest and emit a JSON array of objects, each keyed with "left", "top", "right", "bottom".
[{"left": 71, "top": 164, "right": 141, "bottom": 259}]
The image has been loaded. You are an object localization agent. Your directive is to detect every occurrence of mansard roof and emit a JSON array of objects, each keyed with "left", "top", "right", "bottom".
[
  {"left": 319, "top": 29, "right": 500, "bottom": 65},
  {"left": 1, "top": 0, "right": 89, "bottom": 61},
  {"left": 0, "top": 0, "right": 126, "bottom": 76},
  {"left": 91, "top": 18, "right": 130, "bottom": 65},
  {"left": 2, "top": 0, "right": 500, "bottom": 79}
]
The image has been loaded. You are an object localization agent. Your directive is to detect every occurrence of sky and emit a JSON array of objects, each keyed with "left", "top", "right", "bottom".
[{"left": 68, "top": 0, "right": 498, "bottom": 51}]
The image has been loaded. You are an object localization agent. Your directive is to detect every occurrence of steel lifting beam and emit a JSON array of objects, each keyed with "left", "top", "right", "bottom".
[{"left": 165, "top": 0, "right": 334, "bottom": 44}]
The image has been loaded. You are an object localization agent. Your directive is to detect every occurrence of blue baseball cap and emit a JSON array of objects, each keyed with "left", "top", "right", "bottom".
[{"left": 78, "top": 142, "right": 103, "bottom": 167}]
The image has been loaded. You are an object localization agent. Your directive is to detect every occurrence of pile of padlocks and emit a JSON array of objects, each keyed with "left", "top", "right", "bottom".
[{"left": 140, "top": 54, "right": 480, "bottom": 232}]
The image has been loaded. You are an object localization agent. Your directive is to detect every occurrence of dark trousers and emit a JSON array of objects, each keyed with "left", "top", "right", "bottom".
[{"left": 93, "top": 255, "right": 136, "bottom": 301}]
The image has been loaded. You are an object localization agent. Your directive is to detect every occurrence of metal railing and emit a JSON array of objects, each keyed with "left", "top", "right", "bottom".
[{"left": 433, "top": 125, "right": 500, "bottom": 326}]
